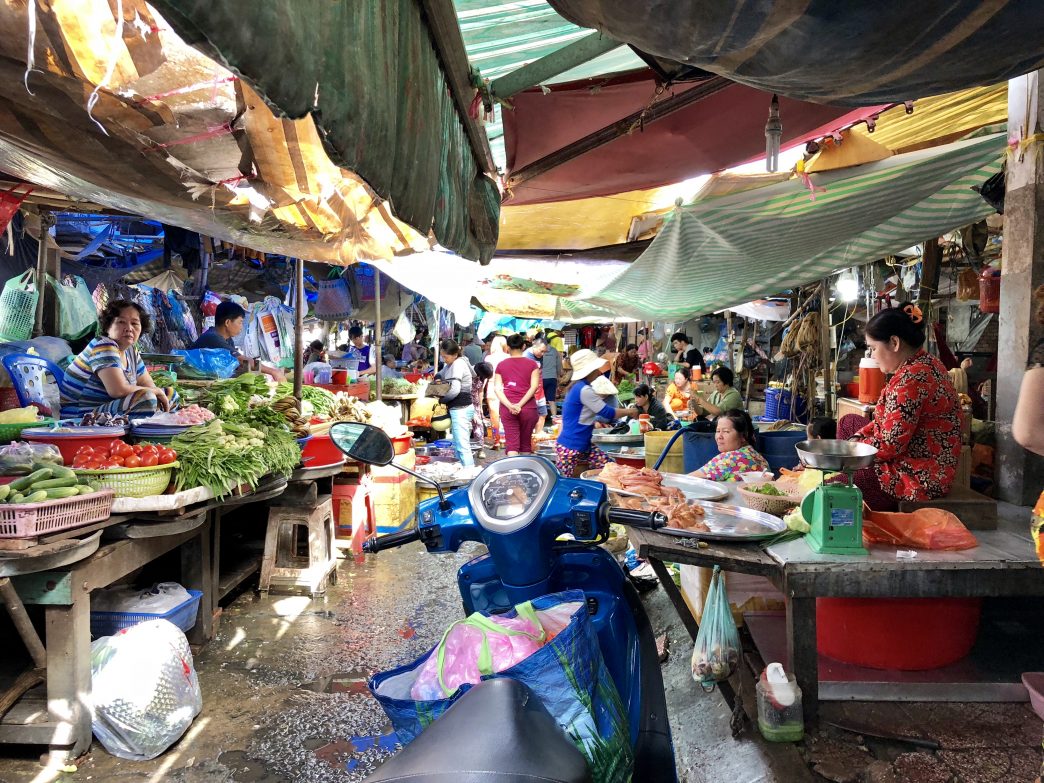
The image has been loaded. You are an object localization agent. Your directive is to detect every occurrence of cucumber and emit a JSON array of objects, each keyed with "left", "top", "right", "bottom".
[
  {"left": 10, "top": 493, "right": 24, "bottom": 504},
  {"left": 23, "top": 490, "right": 49, "bottom": 503},
  {"left": 45, "top": 487, "right": 80, "bottom": 499},
  {"left": 0, "top": 485, "right": 10, "bottom": 502},
  {"left": 28, "top": 477, "right": 79, "bottom": 490},
  {"left": 10, "top": 469, "right": 52, "bottom": 492},
  {"left": 48, "top": 466, "right": 77, "bottom": 480},
  {"left": 76, "top": 485, "right": 96, "bottom": 495}
]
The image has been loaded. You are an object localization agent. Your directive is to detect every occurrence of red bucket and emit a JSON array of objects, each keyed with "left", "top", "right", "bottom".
[
  {"left": 301, "top": 434, "right": 344, "bottom": 467},
  {"left": 817, "top": 597, "right": 982, "bottom": 670}
]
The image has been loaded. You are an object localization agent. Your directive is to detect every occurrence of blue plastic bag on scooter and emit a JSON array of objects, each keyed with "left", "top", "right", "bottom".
[
  {"left": 370, "top": 590, "right": 634, "bottom": 783},
  {"left": 170, "top": 348, "right": 239, "bottom": 379}
]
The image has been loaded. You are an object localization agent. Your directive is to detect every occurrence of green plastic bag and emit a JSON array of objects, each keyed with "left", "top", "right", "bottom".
[
  {"left": 691, "top": 566, "right": 742, "bottom": 691},
  {"left": 0, "top": 271, "right": 39, "bottom": 342},
  {"left": 47, "top": 274, "right": 98, "bottom": 340}
]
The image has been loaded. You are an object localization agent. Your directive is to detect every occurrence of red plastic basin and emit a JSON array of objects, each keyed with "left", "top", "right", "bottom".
[
  {"left": 817, "top": 597, "right": 982, "bottom": 671},
  {"left": 301, "top": 434, "right": 345, "bottom": 467},
  {"left": 22, "top": 433, "right": 121, "bottom": 465}
]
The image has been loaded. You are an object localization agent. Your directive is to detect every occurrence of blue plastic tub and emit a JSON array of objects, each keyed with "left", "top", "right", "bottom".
[
  {"left": 681, "top": 429, "right": 719, "bottom": 473},
  {"left": 90, "top": 589, "right": 203, "bottom": 639},
  {"left": 757, "top": 430, "right": 807, "bottom": 476}
]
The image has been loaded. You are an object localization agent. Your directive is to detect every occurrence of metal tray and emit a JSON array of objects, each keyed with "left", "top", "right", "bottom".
[
  {"left": 591, "top": 431, "right": 644, "bottom": 445},
  {"left": 580, "top": 470, "right": 729, "bottom": 502},
  {"left": 604, "top": 447, "right": 645, "bottom": 460},
  {"left": 654, "top": 500, "right": 786, "bottom": 541}
]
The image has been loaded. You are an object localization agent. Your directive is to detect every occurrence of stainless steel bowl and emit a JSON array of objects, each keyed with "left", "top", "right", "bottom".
[
  {"left": 795, "top": 439, "right": 877, "bottom": 472},
  {"left": 591, "top": 431, "right": 644, "bottom": 445}
]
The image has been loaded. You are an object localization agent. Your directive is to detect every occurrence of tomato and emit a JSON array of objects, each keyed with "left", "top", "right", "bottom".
[
  {"left": 132, "top": 444, "right": 144, "bottom": 454},
  {"left": 142, "top": 445, "right": 158, "bottom": 457},
  {"left": 77, "top": 446, "right": 94, "bottom": 457},
  {"left": 140, "top": 452, "right": 158, "bottom": 468},
  {"left": 110, "top": 455, "right": 125, "bottom": 467},
  {"left": 124, "top": 455, "right": 141, "bottom": 469},
  {"left": 101, "top": 459, "right": 118, "bottom": 469},
  {"left": 120, "top": 442, "right": 136, "bottom": 458},
  {"left": 87, "top": 457, "right": 105, "bottom": 469},
  {"left": 73, "top": 457, "right": 88, "bottom": 469}
]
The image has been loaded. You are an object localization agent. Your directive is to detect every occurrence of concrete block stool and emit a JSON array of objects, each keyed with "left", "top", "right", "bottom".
[{"left": 259, "top": 495, "right": 338, "bottom": 596}]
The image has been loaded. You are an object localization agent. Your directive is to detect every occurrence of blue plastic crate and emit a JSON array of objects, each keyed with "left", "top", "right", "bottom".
[{"left": 90, "top": 589, "right": 203, "bottom": 639}]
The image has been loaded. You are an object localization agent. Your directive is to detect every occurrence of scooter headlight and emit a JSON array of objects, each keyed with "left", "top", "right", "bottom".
[{"left": 468, "top": 457, "right": 558, "bottom": 534}]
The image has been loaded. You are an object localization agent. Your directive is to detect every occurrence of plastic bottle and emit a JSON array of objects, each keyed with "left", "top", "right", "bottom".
[
  {"left": 858, "top": 357, "right": 885, "bottom": 403},
  {"left": 757, "top": 662, "right": 804, "bottom": 742}
]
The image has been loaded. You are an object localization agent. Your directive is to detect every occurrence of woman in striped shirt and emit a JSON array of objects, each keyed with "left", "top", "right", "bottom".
[{"left": 61, "top": 300, "right": 179, "bottom": 417}]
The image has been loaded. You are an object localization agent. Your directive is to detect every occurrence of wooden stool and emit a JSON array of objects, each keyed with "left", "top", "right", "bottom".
[
  {"left": 259, "top": 496, "right": 338, "bottom": 596},
  {"left": 898, "top": 485, "right": 998, "bottom": 530}
]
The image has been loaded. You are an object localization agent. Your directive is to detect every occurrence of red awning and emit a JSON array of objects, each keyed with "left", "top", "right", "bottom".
[{"left": 503, "top": 72, "right": 887, "bottom": 205}]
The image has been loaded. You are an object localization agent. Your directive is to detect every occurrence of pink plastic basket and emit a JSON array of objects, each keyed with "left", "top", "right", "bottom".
[{"left": 0, "top": 490, "right": 115, "bottom": 539}]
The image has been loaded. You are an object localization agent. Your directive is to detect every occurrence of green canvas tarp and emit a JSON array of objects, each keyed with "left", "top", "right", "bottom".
[
  {"left": 152, "top": 0, "right": 499, "bottom": 263},
  {"left": 573, "top": 133, "right": 1005, "bottom": 321}
]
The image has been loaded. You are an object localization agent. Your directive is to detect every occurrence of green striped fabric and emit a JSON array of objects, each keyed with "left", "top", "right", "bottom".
[{"left": 573, "top": 134, "right": 1006, "bottom": 320}]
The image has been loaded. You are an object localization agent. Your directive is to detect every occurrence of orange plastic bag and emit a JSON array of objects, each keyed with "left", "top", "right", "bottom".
[{"left": 862, "top": 508, "right": 978, "bottom": 551}]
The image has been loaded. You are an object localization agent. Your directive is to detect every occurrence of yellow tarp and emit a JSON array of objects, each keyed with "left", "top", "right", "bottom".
[{"left": 496, "top": 83, "right": 1008, "bottom": 251}]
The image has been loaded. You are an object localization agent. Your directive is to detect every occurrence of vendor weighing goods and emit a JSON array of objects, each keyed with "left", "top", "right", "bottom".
[{"left": 796, "top": 440, "right": 876, "bottom": 556}]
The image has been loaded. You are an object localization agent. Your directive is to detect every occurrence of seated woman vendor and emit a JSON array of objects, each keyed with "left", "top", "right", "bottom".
[
  {"left": 691, "top": 366, "right": 743, "bottom": 419},
  {"left": 663, "top": 367, "right": 693, "bottom": 418},
  {"left": 61, "top": 300, "right": 179, "bottom": 417},
  {"left": 690, "top": 410, "right": 770, "bottom": 481},
  {"left": 840, "top": 302, "right": 962, "bottom": 511},
  {"left": 632, "top": 383, "right": 673, "bottom": 430}
]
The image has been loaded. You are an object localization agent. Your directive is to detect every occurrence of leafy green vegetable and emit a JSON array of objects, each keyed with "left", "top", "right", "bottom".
[
  {"left": 200, "top": 373, "right": 271, "bottom": 417},
  {"left": 748, "top": 484, "right": 785, "bottom": 496},
  {"left": 274, "top": 383, "right": 337, "bottom": 415}
]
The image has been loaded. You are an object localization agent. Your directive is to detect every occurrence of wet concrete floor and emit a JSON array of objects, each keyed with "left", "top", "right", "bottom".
[{"left": 0, "top": 541, "right": 1040, "bottom": 782}]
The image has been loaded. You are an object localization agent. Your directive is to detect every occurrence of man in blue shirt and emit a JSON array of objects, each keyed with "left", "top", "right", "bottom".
[{"left": 191, "top": 301, "right": 284, "bottom": 381}]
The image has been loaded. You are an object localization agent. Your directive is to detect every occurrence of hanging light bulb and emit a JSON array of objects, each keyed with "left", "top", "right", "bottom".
[
  {"left": 765, "top": 94, "right": 782, "bottom": 172},
  {"left": 835, "top": 267, "right": 860, "bottom": 302}
]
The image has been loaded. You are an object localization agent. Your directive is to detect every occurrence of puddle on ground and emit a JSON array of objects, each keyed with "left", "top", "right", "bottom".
[
  {"left": 217, "top": 750, "right": 290, "bottom": 783},
  {"left": 299, "top": 669, "right": 370, "bottom": 695}
]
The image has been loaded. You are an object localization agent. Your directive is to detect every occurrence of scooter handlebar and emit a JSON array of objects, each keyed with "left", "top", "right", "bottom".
[
  {"left": 362, "top": 529, "right": 421, "bottom": 553},
  {"left": 606, "top": 507, "right": 668, "bottom": 530}
]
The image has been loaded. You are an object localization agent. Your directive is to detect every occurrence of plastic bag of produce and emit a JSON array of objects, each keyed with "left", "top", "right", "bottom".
[
  {"left": 171, "top": 348, "right": 239, "bottom": 379},
  {"left": 410, "top": 604, "right": 546, "bottom": 701},
  {"left": 371, "top": 591, "right": 633, "bottom": 783},
  {"left": 691, "top": 566, "right": 741, "bottom": 690},
  {"left": 0, "top": 441, "right": 63, "bottom": 475},
  {"left": 90, "top": 619, "right": 202, "bottom": 760}
]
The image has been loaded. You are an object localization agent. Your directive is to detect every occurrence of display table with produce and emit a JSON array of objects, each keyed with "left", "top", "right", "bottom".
[{"left": 625, "top": 481, "right": 1044, "bottom": 722}]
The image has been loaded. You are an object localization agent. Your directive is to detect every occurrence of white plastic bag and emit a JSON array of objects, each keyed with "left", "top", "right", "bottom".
[
  {"left": 91, "top": 583, "right": 191, "bottom": 614},
  {"left": 91, "top": 620, "right": 202, "bottom": 760}
]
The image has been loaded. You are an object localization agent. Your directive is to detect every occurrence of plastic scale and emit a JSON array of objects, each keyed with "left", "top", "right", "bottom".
[{"left": 796, "top": 440, "right": 878, "bottom": 556}]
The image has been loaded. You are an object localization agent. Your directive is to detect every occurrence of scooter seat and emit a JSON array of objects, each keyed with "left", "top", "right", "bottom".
[{"left": 365, "top": 678, "right": 591, "bottom": 782}]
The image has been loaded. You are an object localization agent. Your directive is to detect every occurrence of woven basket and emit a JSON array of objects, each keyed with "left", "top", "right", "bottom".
[
  {"left": 737, "top": 481, "right": 803, "bottom": 516},
  {"left": 73, "top": 462, "right": 178, "bottom": 498},
  {"left": 0, "top": 418, "right": 56, "bottom": 444}
]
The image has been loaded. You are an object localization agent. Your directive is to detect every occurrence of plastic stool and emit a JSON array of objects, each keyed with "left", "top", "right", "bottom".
[{"left": 259, "top": 496, "right": 337, "bottom": 596}]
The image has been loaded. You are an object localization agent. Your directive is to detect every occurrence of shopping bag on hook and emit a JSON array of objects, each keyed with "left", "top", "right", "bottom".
[
  {"left": 369, "top": 590, "right": 633, "bottom": 783},
  {"left": 46, "top": 274, "right": 98, "bottom": 340},
  {"left": 0, "top": 270, "right": 39, "bottom": 342},
  {"left": 315, "top": 270, "right": 354, "bottom": 321},
  {"left": 691, "top": 566, "right": 741, "bottom": 690}
]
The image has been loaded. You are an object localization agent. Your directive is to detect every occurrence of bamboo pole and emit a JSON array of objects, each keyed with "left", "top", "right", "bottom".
[
  {"left": 374, "top": 268, "right": 383, "bottom": 402},
  {"left": 293, "top": 258, "right": 304, "bottom": 403},
  {"left": 820, "top": 279, "right": 834, "bottom": 419}
]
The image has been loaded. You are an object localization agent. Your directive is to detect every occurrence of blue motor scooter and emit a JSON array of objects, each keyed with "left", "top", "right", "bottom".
[{"left": 330, "top": 422, "right": 678, "bottom": 783}]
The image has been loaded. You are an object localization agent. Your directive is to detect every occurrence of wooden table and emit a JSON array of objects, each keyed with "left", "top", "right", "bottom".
[
  {"left": 1, "top": 513, "right": 212, "bottom": 763},
  {"left": 627, "top": 484, "right": 1044, "bottom": 722}
]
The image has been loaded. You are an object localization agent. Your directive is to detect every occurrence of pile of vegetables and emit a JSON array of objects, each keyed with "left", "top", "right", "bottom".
[
  {"left": 0, "top": 465, "right": 100, "bottom": 504},
  {"left": 378, "top": 377, "right": 417, "bottom": 396},
  {"left": 0, "top": 442, "right": 63, "bottom": 475},
  {"left": 267, "top": 397, "right": 311, "bottom": 438},
  {"left": 71, "top": 441, "right": 177, "bottom": 470},
  {"left": 170, "top": 419, "right": 300, "bottom": 497},
  {"left": 199, "top": 373, "right": 271, "bottom": 418},
  {"left": 275, "top": 382, "right": 336, "bottom": 415},
  {"left": 747, "top": 484, "right": 786, "bottom": 496}
]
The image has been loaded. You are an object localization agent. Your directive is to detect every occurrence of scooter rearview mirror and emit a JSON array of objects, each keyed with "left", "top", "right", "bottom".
[{"left": 330, "top": 422, "right": 395, "bottom": 466}]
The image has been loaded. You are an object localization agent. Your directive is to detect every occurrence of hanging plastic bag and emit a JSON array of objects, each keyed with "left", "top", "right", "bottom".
[
  {"left": 0, "top": 271, "right": 39, "bottom": 342},
  {"left": 315, "top": 274, "right": 355, "bottom": 321},
  {"left": 410, "top": 603, "right": 546, "bottom": 701},
  {"left": 691, "top": 566, "right": 742, "bottom": 690},
  {"left": 171, "top": 348, "right": 239, "bottom": 379},
  {"left": 862, "top": 508, "right": 978, "bottom": 551},
  {"left": 90, "top": 619, "right": 202, "bottom": 760},
  {"left": 393, "top": 311, "right": 416, "bottom": 345},
  {"left": 370, "top": 591, "right": 633, "bottom": 783},
  {"left": 46, "top": 274, "right": 98, "bottom": 340}
]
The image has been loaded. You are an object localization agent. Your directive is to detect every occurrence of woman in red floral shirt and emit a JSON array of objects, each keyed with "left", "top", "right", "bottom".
[{"left": 838, "top": 303, "right": 962, "bottom": 511}]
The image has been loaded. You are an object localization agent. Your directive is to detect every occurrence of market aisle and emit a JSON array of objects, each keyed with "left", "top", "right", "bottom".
[{"left": 0, "top": 541, "right": 781, "bottom": 783}]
